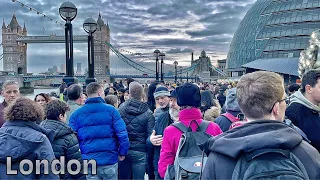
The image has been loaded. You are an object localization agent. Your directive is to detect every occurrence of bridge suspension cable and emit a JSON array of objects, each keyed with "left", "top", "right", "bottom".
[
  {"left": 107, "top": 42, "right": 201, "bottom": 75},
  {"left": 208, "top": 62, "right": 228, "bottom": 76},
  {"left": 108, "top": 42, "right": 156, "bottom": 74}
]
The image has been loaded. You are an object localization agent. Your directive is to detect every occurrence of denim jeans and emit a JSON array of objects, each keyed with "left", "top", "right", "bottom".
[
  {"left": 118, "top": 150, "right": 147, "bottom": 180},
  {"left": 86, "top": 163, "right": 118, "bottom": 180}
]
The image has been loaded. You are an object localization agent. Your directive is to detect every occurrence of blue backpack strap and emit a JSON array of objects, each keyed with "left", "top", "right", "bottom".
[
  {"left": 198, "top": 120, "right": 210, "bottom": 132},
  {"left": 171, "top": 122, "right": 189, "bottom": 133}
]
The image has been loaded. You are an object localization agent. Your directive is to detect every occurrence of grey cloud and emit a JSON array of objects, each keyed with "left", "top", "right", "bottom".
[
  {"left": 166, "top": 48, "right": 193, "bottom": 54},
  {"left": 0, "top": 0, "right": 255, "bottom": 73}
]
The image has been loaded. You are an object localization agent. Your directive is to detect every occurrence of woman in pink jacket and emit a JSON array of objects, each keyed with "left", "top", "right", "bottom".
[{"left": 158, "top": 83, "right": 222, "bottom": 178}]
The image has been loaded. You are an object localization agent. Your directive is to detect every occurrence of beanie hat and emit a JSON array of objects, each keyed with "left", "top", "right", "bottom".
[
  {"left": 176, "top": 83, "right": 201, "bottom": 107},
  {"left": 169, "top": 89, "right": 178, "bottom": 98},
  {"left": 225, "top": 88, "right": 241, "bottom": 112},
  {"left": 153, "top": 86, "right": 170, "bottom": 99}
]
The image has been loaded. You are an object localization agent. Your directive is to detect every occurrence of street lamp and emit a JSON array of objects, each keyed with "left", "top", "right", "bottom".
[
  {"left": 173, "top": 61, "right": 178, "bottom": 84},
  {"left": 159, "top": 52, "right": 165, "bottom": 82},
  {"left": 59, "top": 1, "right": 77, "bottom": 84},
  {"left": 83, "top": 17, "right": 98, "bottom": 85},
  {"left": 154, "top": 49, "right": 160, "bottom": 81},
  {"left": 180, "top": 66, "right": 182, "bottom": 82}
]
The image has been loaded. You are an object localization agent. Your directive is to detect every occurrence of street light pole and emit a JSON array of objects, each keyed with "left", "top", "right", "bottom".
[
  {"left": 59, "top": 1, "right": 77, "bottom": 85},
  {"left": 187, "top": 71, "right": 189, "bottom": 82},
  {"left": 154, "top": 50, "right": 160, "bottom": 81},
  {"left": 180, "top": 67, "right": 182, "bottom": 83},
  {"left": 159, "top": 52, "right": 165, "bottom": 82},
  {"left": 174, "top": 61, "right": 178, "bottom": 84},
  {"left": 83, "top": 17, "right": 98, "bottom": 84}
]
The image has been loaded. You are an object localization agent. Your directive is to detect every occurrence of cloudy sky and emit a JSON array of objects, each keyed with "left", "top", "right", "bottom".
[{"left": 0, "top": 0, "right": 256, "bottom": 74}]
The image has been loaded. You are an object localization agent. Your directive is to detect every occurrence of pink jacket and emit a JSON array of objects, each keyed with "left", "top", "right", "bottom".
[{"left": 158, "top": 108, "right": 222, "bottom": 178}]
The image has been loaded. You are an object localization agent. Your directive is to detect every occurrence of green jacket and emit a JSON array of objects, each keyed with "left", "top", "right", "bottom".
[{"left": 66, "top": 100, "right": 81, "bottom": 124}]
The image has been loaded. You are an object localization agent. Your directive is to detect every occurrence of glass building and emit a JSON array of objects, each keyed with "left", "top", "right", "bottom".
[{"left": 227, "top": 0, "right": 320, "bottom": 80}]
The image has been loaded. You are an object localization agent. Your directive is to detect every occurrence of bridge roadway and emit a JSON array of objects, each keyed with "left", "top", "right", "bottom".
[
  {"left": 16, "top": 35, "right": 88, "bottom": 43},
  {"left": 1, "top": 74, "right": 195, "bottom": 84},
  {"left": 23, "top": 74, "right": 194, "bottom": 82}
]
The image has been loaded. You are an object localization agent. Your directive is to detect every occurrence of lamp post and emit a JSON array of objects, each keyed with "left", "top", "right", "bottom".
[
  {"left": 159, "top": 52, "right": 165, "bottom": 82},
  {"left": 154, "top": 49, "right": 160, "bottom": 81},
  {"left": 59, "top": 1, "right": 77, "bottom": 84},
  {"left": 173, "top": 61, "right": 178, "bottom": 84},
  {"left": 187, "top": 71, "right": 189, "bottom": 82},
  {"left": 83, "top": 17, "right": 97, "bottom": 85},
  {"left": 180, "top": 66, "right": 182, "bottom": 83}
]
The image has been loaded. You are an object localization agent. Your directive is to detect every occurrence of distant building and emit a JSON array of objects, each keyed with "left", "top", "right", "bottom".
[
  {"left": 217, "top": 59, "right": 226, "bottom": 73},
  {"left": 226, "top": 0, "right": 320, "bottom": 82},
  {"left": 76, "top": 63, "right": 82, "bottom": 75},
  {"left": 48, "top": 68, "right": 54, "bottom": 74},
  {"left": 52, "top": 65, "right": 58, "bottom": 73},
  {"left": 60, "top": 64, "right": 66, "bottom": 74},
  {"left": 2, "top": 14, "right": 27, "bottom": 75}
]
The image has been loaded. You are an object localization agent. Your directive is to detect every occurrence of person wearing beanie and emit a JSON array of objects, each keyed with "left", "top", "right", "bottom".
[
  {"left": 153, "top": 86, "right": 171, "bottom": 122},
  {"left": 214, "top": 88, "right": 243, "bottom": 132},
  {"left": 217, "top": 85, "right": 227, "bottom": 108},
  {"left": 147, "top": 89, "right": 180, "bottom": 180},
  {"left": 158, "top": 83, "right": 222, "bottom": 178}
]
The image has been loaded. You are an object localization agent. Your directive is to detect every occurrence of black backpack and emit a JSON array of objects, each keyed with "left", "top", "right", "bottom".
[
  {"left": 164, "top": 120, "right": 211, "bottom": 180},
  {"left": 231, "top": 148, "right": 309, "bottom": 180}
]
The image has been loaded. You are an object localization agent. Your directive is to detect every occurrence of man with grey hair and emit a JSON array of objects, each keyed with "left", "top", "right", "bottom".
[
  {"left": 66, "top": 84, "right": 82, "bottom": 124},
  {"left": 69, "top": 82, "right": 129, "bottom": 179},
  {"left": 118, "top": 81, "right": 155, "bottom": 180},
  {"left": 0, "top": 80, "right": 20, "bottom": 127}
]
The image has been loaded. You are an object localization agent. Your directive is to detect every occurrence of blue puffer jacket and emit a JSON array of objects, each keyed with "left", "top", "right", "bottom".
[{"left": 69, "top": 97, "right": 130, "bottom": 166}]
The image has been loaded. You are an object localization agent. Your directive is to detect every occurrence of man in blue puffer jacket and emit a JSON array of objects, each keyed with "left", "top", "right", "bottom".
[{"left": 69, "top": 82, "right": 130, "bottom": 179}]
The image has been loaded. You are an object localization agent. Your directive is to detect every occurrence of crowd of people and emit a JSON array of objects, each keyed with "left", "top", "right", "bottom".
[{"left": 0, "top": 70, "right": 319, "bottom": 179}]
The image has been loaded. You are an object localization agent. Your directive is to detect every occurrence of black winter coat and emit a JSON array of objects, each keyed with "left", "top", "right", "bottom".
[
  {"left": 119, "top": 99, "right": 155, "bottom": 152},
  {"left": 40, "top": 119, "right": 85, "bottom": 179},
  {"left": 202, "top": 120, "right": 320, "bottom": 180},
  {"left": 286, "top": 102, "right": 320, "bottom": 152}
]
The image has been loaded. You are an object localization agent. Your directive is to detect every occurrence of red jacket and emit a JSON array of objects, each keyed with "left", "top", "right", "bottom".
[{"left": 158, "top": 108, "right": 222, "bottom": 178}]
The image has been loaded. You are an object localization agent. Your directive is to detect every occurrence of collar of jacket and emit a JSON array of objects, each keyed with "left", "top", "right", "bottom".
[
  {"left": 67, "top": 100, "right": 81, "bottom": 106},
  {"left": 179, "top": 108, "right": 202, "bottom": 122},
  {"left": 2, "top": 101, "right": 8, "bottom": 107},
  {"left": 3, "top": 120, "right": 56, "bottom": 142},
  {"left": 85, "top": 97, "right": 105, "bottom": 104}
]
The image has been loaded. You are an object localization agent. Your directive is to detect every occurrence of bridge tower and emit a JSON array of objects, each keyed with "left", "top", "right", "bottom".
[
  {"left": 2, "top": 14, "right": 27, "bottom": 75},
  {"left": 94, "top": 13, "right": 110, "bottom": 77},
  {"left": 191, "top": 51, "right": 210, "bottom": 74}
]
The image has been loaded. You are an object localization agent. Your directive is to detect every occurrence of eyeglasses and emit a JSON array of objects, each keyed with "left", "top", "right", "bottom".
[{"left": 269, "top": 97, "right": 288, "bottom": 113}]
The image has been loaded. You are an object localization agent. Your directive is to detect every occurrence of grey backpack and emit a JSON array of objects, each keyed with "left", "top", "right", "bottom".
[
  {"left": 232, "top": 148, "right": 309, "bottom": 180},
  {"left": 164, "top": 120, "right": 211, "bottom": 180}
]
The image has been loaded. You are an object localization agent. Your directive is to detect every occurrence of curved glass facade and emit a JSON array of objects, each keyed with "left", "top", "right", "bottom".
[{"left": 227, "top": 0, "right": 320, "bottom": 77}]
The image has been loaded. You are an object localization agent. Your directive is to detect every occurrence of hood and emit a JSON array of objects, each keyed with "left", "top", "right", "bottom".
[
  {"left": 0, "top": 120, "right": 55, "bottom": 163},
  {"left": 40, "top": 120, "right": 73, "bottom": 139},
  {"left": 290, "top": 90, "right": 320, "bottom": 112},
  {"left": 207, "top": 120, "right": 303, "bottom": 158},
  {"left": 123, "top": 99, "right": 150, "bottom": 116},
  {"left": 225, "top": 88, "right": 241, "bottom": 112}
]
